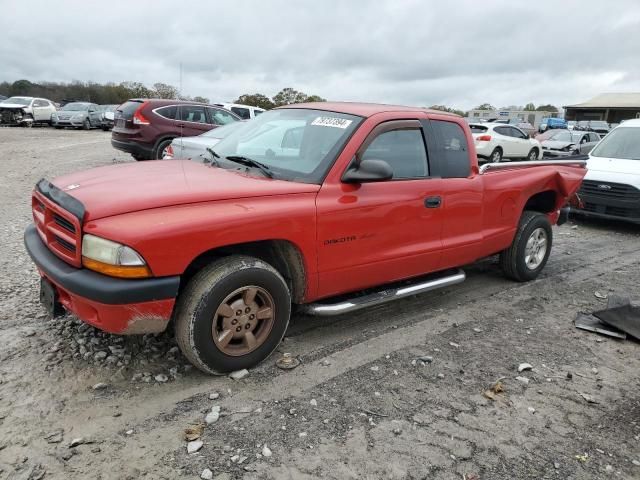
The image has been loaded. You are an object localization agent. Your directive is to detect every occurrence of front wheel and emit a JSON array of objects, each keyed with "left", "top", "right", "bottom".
[
  {"left": 527, "top": 148, "right": 538, "bottom": 161},
  {"left": 500, "top": 211, "right": 552, "bottom": 282},
  {"left": 175, "top": 256, "right": 291, "bottom": 375},
  {"left": 82, "top": 118, "right": 90, "bottom": 130}
]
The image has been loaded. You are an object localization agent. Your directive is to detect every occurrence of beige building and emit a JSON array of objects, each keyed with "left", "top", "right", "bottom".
[
  {"left": 466, "top": 109, "right": 558, "bottom": 128},
  {"left": 564, "top": 93, "right": 640, "bottom": 123}
]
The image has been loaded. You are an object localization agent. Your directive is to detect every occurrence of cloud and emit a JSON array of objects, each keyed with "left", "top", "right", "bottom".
[{"left": 1, "top": 0, "right": 639, "bottom": 110}]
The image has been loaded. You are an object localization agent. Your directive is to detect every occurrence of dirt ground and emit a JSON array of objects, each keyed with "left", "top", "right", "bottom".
[{"left": 0, "top": 127, "right": 639, "bottom": 480}]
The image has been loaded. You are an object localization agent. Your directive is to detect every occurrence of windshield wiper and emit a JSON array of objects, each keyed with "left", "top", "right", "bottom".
[
  {"left": 205, "top": 148, "right": 220, "bottom": 167},
  {"left": 225, "top": 155, "right": 274, "bottom": 178}
]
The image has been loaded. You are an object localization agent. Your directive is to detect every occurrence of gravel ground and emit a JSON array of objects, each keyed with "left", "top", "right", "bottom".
[{"left": 0, "top": 127, "right": 639, "bottom": 480}]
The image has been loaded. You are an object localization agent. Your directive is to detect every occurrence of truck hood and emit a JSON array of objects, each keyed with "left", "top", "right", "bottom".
[{"left": 51, "top": 160, "right": 320, "bottom": 221}]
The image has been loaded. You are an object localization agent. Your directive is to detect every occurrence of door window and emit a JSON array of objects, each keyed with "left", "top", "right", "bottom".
[
  {"left": 494, "top": 126, "right": 510, "bottom": 136},
  {"left": 431, "top": 120, "right": 470, "bottom": 178},
  {"left": 361, "top": 128, "right": 428, "bottom": 179},
  {"left": 231, "top": 107, "right": 251, "bottom": 119},
  {"left": 207, "top": 107, "right": 238, "bottom": 125},
  {"left": 509, "top": 126, "right": 527, "bottom": 139},
  {"left": 179, "top": 105, "right": 207, "bottom": 123},
  {"left": 33, "top": 100, "right": 48, "bottom": 107}
]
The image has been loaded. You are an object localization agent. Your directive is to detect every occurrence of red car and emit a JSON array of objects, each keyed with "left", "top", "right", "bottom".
[
  {"left": 111, "top": 99, "right": 240, "bottom": 160},
  {"left": 25, "top": 102, "right": 586, "bottom": 374}
]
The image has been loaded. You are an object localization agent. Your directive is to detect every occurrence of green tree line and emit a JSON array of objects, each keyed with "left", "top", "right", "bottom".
[{"left": 0, "top": 79, "right": 326, "bottom": 108}]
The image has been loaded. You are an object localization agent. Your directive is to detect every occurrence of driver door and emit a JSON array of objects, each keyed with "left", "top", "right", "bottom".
[{"left": 315, "top": 119, "right": 444, "bottom": 298}]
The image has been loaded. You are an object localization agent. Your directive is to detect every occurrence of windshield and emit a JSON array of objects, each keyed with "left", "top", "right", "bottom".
[
  {"left": 590, "top": 127, "right": 640, "bottom": 160},
  {"left": 2, "top": 96, "right": 31, "bottom": 105},
  {"left": 589, "top": 121, "right": 608, "bottom": 128},
  {"left": 61, "top": 102, "right": 90, "bottom": 111},
  {"left": 201, "top": 121, "right": 244, "bottom": 138},
  {"left": 212, "top": 108, "right": 362, "bottom": 183},
  {"left": 544, "top": 130, "right": 572, "bottom": 142}
]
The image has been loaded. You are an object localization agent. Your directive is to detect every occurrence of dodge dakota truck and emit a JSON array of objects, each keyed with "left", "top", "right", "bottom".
[{"left": 25, "top": 103, "right": 587, "bottom": 374}]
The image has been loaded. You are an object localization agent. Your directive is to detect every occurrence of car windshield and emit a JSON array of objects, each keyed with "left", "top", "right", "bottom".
[
  {"left": 590, "top": 127, "right": 640, "bottom": 160},
  {"left": 590, "top": 121, "right": 608, "bottom": 128},
  {"left": 546, "top": 130, "right": 572, "bottom": 142},
  {"left": 201, "top": 121, "right": 245, "bottom": 139},
  {"left": 212, "top": 108, "right": 362, "bottom": 184},
  {"left": 2, "top": 97, "right": 31, "bottom": 105},
  {"left": 61, "top": 102, "right": 90, "bottom": 111}
]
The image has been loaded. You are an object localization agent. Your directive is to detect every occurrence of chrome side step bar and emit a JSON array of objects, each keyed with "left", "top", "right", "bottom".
[{"left": 301, "top": 269, "right": 466, "bottom": 316}]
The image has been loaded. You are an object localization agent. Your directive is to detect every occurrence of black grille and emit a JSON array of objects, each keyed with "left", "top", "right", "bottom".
[
  {"left": 579, "top": 180, "right": 640, "bottom": 200},
  {"left": 53, "top": 213, "right": 75, "bottom": 233},
  {"left": 55, "top": 235, "right": 76, "bottom": 252}
]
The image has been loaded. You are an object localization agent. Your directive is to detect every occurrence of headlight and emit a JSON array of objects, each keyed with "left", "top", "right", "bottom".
[{"left": 81, "top": 234, "right": 151, "bottom": 278}]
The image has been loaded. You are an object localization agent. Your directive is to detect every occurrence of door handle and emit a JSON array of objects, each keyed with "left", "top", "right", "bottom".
[{"left": 424, "top": 196, "right": 441, "bottom": 208}]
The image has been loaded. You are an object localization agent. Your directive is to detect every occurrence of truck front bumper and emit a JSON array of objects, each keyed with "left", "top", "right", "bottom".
[{"left": 24, "top": 224, "right": 180, "bottom": 334}]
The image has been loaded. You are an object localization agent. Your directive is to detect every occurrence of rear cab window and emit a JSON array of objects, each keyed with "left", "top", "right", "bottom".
[{"left": 231, "top": 107, "right": 251, "bottom": 119}]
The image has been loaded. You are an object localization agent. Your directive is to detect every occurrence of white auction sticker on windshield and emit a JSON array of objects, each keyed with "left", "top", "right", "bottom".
[{"left": 311, "top": 117, "right": 353, "bottom": 129}]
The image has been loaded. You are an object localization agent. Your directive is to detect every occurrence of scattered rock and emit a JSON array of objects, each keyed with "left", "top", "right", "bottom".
[
  {"left": 566, "top": 372, "right": 573, "bottom": 380},
  {"left": 518, "top": 363, "right": 533, "bottom": 372},
  {"left": 310, "top": 399, "right": 318, "bottom": 407},
  {"left": 229, "top": 369, "right": 249, "bottom": 380},
  {"left": 370, "top": 366, "right": 379, "bottom": 372},
  {"left": 298, "top": 432, "right": 308, "bottom": 438},
  {"left": 68, "top": 438, "right": 86, "bottom": 448},
  {"left": 92, "top": 382, "right": 108, "bottom": 390},
  {"left": 44, "top": 429, "right": 64, "bottom": 444},
  {"left": 515, "top": 376, "right": 530, "bottom": 385},
  {"left": 527, "top": 407, "right": 536, "bottom": 414},
  {"left": 591, "top": 367, "right": 599, "bottom": 375},
  {"left": 262, "top": 445, "right": 272, "bottom": 458},
  {"left": 187, "top": 440, "right": 204, "bottom": 454},
  {"left": 201, "top": 468, "right": 214, "bottom": 479},
  {"left": 154, "top": 374, "right": 169, "bottom": 383},
  {"left": 205, "top": 406, "right": 221, "bottom": 424},
  {"left": 594, "top": 291, "right": 608, "bottom": 300},
  {"left": 631, "top": 460, "right": 640, "bottom": 467},
  {"left": 579, "top": 393, "right": 599, "bottom": 404},
  {"left": 449, "top": 342, "right": 460, "bottom": 348},
  {"left": 418, "top": 356, "right": 433, "bottom": 363},
  {"left": 437, "top": 373, "right": 445, "bottom": 379},
  {"left": 23, "top": 329, "right": 36, "bottom": 337},
  {"left": 125, "top": 429, "right": 134, "bottom": 435},
  {"left": 209, "top": 392, "right": 220, "bottom": 400},
  {"left": 276, "top": 353, "right": 300, "bottom": 370}
]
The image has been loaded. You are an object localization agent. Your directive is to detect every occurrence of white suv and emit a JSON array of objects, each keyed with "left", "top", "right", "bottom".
[
  {"left": 0, "top": 96, "right": 57, "bottom": 126},
  {"left": 214, "top": 103, "right": 265, "bottom": 120},
  {"left": 469, "top": 123, "right": 542, "bottom": 162},
  {"left": 575, "top": 119, "right": 640, "bottom": 224}
]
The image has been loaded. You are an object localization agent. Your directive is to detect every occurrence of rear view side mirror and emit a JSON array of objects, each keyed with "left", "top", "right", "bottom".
[{"left": 342, "top": 159, "right": 393, "bottom": 183}]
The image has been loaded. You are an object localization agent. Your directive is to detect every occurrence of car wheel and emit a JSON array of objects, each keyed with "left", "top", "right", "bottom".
[
  {"left": 490, "top": 148, "right": 502, "bottom": 163},
  {"left": 527, "top": 148, "right": 538, "bottom": 161},
  {"left": 175, "top": 256, "right": 291, "bottom": 375},
  {"left": 82, "top": 118, "right": 90, "bottom": 130},
  {"left": 22, "top": 115, "right": 34, "bottom": 128},
  {"left": 154, "top": 139, "right": 173, "bottom": 160},
  {"left": 500, "top": 211, "right": 552, "bottom": 282}
]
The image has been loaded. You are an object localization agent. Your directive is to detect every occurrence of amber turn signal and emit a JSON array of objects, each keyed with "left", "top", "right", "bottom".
[{"left": 82, "top": 257, "right": 152, "bottom": 279}]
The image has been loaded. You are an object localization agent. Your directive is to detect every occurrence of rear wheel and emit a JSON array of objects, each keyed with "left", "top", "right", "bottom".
[
  {"left": 527, "top": 148, "right": 538, "bottom": 161},
  {"left": 175, "top": 256, "right": 291, "bottom": 375},
  {"left": 490, "top": 148, "right": 502, "bottom": 162},
  {"left": 500, "top": 211, "right": 552, "bottom": 282}
]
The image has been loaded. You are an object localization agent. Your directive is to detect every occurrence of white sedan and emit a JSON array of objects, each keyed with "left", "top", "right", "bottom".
[
  {"left": 469, "top": 123, "right": 543, "bottom": 162},
  {"left": 163, "top": 121, "right": 245, "bottom": 161}
]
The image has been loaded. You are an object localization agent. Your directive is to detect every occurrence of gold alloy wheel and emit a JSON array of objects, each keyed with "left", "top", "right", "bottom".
[{"left": 212, "top": 286, "right": 275, "bottom": 356}]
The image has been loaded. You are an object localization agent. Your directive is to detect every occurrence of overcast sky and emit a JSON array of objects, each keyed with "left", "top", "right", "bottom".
[{"left": 1, "top": 0, "right": 639, "bottom": 110}]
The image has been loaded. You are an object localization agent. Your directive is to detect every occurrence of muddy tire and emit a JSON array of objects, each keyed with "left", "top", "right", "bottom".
[
  {"left": 174, "top": 256, "right": 291, "bottom": 375},
  {"left": 500, "top": 211, "right": 552, "bottom": 282}
]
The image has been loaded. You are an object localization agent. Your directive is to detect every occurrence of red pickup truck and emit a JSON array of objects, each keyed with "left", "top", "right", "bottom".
[{"left": 25, "top": 103, "right": 586, "bottom": 374}]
